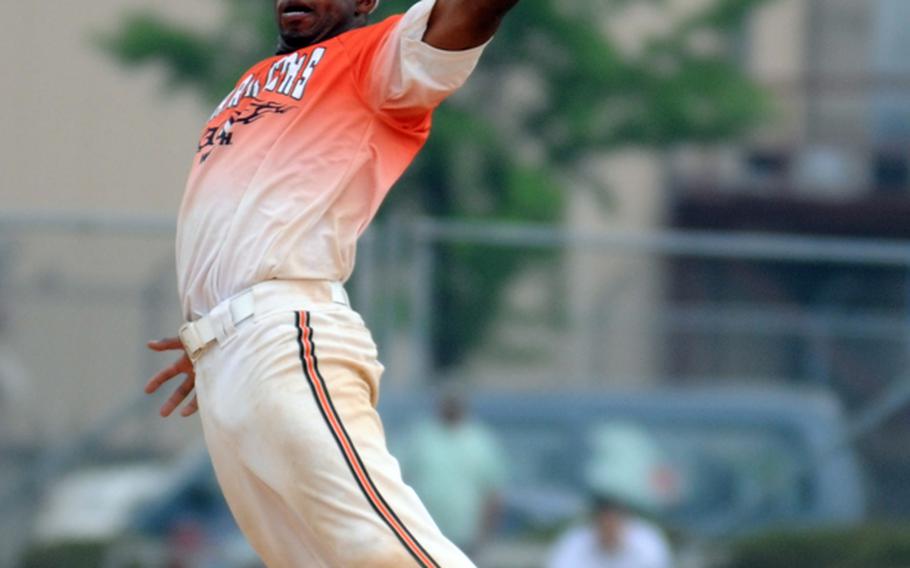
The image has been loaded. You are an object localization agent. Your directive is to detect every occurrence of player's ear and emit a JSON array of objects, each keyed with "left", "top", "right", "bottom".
[{"left": 354, "top": 0, "right": 379, "bottom": 17}]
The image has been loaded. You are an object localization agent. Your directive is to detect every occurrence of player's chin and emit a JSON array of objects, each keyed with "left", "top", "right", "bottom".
[
  {"left": 279, "top": 32, "right": 313, "bottom": 52},
  {"left": 279, "top": 19, "right": 324, "bottom": 44}
]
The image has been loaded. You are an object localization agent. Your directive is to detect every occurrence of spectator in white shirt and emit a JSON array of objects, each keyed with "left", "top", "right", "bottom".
[
  {"left": 548, "top": 494, "right": 672, "bottom": 568},
  {"left": 548, "top": 422, "right": 674, "bottom": 568}
]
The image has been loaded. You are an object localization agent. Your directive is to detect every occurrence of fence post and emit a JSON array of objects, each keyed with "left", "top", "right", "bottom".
[
  {"left": 409, "top": 220, "right": 435, "bottom": 386},
  {"left": 807, "top": 312, "right": 833, "bottom": 387}
]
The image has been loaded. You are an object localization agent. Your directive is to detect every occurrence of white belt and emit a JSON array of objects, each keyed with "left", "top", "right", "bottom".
[{"left": 179, "top": 280, "right": 349, "bottom": 362}]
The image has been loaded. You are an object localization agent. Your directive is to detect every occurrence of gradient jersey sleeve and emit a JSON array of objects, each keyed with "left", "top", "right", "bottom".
[{"left": 343, "top": 0, "right": 488, "bottom": 118}]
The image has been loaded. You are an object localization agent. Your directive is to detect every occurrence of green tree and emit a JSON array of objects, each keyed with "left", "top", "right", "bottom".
[{"left": 102, "top": 0, "right": 768, "bottom": 370}]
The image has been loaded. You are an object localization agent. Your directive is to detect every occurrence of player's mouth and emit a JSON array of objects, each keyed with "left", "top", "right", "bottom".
[
  {"left": 280, "top": 2, "right": 317, "bottom": 22},
  {"left": 284, "top": 6, "right": 313, "bottom": 16}
]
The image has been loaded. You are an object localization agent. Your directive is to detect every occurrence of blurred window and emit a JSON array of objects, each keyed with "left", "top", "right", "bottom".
[
  {"left": 653, "top": 424, "right": 808, "bottom": 525},
  {"left": 473, "top": 413, "right": 809, "bottom": 531}
]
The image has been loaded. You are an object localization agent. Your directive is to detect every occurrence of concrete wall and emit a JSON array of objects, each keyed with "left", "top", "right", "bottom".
[{"left": 0, "top": 0, "right": 216, "bottom": 213}]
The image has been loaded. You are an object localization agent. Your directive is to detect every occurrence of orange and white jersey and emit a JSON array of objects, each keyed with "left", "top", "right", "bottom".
[{"left": 176, "top": 0, "right": 487, "bottom": 319}]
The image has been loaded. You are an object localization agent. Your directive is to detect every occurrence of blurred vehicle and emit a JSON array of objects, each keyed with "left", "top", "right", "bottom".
[
  {"left": 382, "top": 386, "right": 866, "bottom": 566},
  {"left": 23, "top": 449, "right": 259, "bottom": 568},
  {"left": 31, "top": 464, "right": 170, "bottom": 544}
]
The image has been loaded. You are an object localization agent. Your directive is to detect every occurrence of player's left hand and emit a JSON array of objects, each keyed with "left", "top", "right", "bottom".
[{"left": 145, "top": 337, "right": 199, "bottom": 418}]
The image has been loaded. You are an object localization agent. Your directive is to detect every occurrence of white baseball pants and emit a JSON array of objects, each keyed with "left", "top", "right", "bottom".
[{"left": 188, "top": 281, "right": 475, "bottom": 567}]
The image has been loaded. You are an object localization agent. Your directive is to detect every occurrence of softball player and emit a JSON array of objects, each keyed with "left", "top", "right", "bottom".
[{"left": 145, "top": 0, "right": 520, "bottom": 566}]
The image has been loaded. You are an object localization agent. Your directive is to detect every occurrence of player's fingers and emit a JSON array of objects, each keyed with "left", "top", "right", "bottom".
[
  {"left": 180, "top": 395, "right": 200, "bottom": 417},
  {"left": 160, "top": 376, "right": 195, "bottom": 418},
  {"left": 147, "top": 337, "right": 184, "bottom": 352},
  {"left": 145, "top": 355, "right": 194, "bottom": 394},
  {"left": 144, "top": 360, "right": 182, "bottom": 394}
]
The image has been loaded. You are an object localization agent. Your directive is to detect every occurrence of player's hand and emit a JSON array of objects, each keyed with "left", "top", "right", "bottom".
[{"left": 145, "top": 337, "right": 199, "bottom": 418}]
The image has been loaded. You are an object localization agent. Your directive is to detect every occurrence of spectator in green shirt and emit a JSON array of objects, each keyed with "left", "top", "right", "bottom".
[{"left": 399, "top": 390, "right": 507, "bottom": 555}]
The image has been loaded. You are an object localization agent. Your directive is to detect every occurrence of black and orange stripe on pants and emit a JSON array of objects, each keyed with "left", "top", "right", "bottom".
[{"left": 295, "top": 311, "right": 441, "bottom": 568}]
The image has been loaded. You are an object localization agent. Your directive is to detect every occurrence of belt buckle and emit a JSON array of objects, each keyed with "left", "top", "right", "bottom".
[
  {"left": 330, "top": 282, "right": 349, "bottom": 306},
  {"left": 178, "top": 322, "right": 204, "bottom": 362}
]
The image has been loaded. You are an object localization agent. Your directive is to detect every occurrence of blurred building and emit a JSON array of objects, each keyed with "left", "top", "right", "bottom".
[
  {"left": 460, "top": 0, "right": 910, "bottom": 392},
  {"left": 676, "top": 0, "right": 910, "bottom": 195},
  {"left": 0, "top": 0, "right": 217, "bottom": 213},
  {"left": 666, "top": 0, "right": 910, "bottom": 385}
]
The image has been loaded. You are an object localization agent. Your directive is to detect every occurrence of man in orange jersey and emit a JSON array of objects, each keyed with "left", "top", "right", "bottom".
[{"left": 144, "top": 0, "right": 519, "bottom": 566}]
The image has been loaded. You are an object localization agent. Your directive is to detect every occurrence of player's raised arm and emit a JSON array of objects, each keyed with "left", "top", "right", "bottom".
[{"left": 422, "top": 0, "right": 521, "bottom": 51}]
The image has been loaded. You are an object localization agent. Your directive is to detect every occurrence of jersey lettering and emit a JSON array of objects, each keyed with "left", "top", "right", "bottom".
[
  {"left": 277, "top": 54, "right": 306, "bottom": 95},
  {"left": 212, "top": 47, "right": 330, "bottom": 121},
  {"left": 292, "top": 48, "right": 326, "bottom": 100},
  {"left": 199, "top": 47, "right": 330, "bottom": 163}
]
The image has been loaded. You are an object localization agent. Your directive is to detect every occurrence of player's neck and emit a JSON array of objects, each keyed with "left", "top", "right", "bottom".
[{"left": 275, "top": 17, "right": 369, "bottom": 55}]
